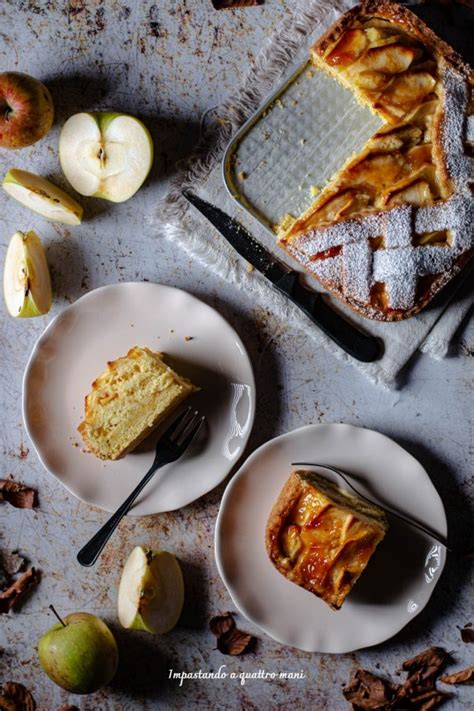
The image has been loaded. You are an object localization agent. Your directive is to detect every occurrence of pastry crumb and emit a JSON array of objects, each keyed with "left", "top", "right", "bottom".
[
  {"left": 184, "top": 336, "right": 194, "bottom": 341},
  {"left": 305, "top": 70, "right": 313, "bottom": 79},
  {"left": 246, "top": 263, "right": 255, "bottom": 273},
  {"left": 237, "top": 170, "right": 248, "bottom": 181},
  {"left": 310, "top": 185, "right": 321, "bottom": 196}
]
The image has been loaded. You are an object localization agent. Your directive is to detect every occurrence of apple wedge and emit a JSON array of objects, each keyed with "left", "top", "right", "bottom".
[
  {"left": 3, "top": 169, "right": 83, "bottom": 225},
  {"left": 118, "top": 546, "right": 184, "bottom": 634},
  {"left": 59, "top": 112, "right": 153, "bottom": 203},
  {"left": 4, "top": 230, "right": 52, "bottom": 317}
]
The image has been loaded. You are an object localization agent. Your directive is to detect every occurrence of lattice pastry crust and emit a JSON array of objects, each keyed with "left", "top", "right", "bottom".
[{"left": 279, "top": 0, "right": 473, "bottom": 321}]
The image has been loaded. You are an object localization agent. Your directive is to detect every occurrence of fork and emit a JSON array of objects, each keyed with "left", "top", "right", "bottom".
[
  {"left": 77, "top": 407, "right": 205, "bottom": 567},
  {"left": 291, "top": 461, "right": 450, "bottom": 551}
]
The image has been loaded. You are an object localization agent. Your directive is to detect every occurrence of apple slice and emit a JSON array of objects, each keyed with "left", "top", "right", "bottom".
[
  {"left": 118, "top": 546, "right": 184, "bottom": 634},
  {"left": 3, "top": 169, "right": 83, "bottom": 225},
  {"left": 59, "top": 112, "right": 153, "bottom": 203},
  {"left": 4, "top": 230, "right": 52, "bottom": 317}
]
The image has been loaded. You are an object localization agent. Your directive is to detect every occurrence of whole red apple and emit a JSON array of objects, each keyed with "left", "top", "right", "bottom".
[{"left": 0, "top": 72, "right": 54, "bottom": 149}]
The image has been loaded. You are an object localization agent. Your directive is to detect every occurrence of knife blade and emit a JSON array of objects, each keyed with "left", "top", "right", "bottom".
[{"left": 183, "top": 191, "right": 383, "bottom": 363}]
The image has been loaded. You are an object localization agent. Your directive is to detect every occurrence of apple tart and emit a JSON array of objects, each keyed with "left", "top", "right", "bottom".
[
  {"left": 279, "top": 0, "right": 473, "bottom": 320},
  {"left": 78, "top": 346, "right": 198, "bottom": 460},
  {"left": 266, "top": 470, "right": 388, "bottom": 609}
]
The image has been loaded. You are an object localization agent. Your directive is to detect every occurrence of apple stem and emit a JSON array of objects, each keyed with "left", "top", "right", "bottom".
[{"left": 49, "top": 604, "right": 67, "bottom": 627}]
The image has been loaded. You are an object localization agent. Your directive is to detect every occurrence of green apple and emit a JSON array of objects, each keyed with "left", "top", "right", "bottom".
[
  {"left": 38, "top": 610, "right": 119, "bottom": 694},
  {"left": 59, "top": 112, "right": 153, "bottom": 203},
  {"left": 118, "top": 546, "right": 184, "bottom": 634},
  {"left": 3, "top": 168, "right": 83, "bottom": 225},
  {"left": 0, "top": 72, "right": 54, "bottom": 149},
  {"left": 3, "top": 230, "right": 52, "bottom": 317}
]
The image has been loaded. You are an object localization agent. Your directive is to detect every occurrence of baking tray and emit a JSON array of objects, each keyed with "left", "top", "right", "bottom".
[{"left": 223, "top": 59, "right": 383, "bottom": 236}]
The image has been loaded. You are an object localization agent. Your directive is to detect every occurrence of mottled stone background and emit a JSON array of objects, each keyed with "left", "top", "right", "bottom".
[{"left": 0, "top": 1, "right": 472, "bottom": 709}]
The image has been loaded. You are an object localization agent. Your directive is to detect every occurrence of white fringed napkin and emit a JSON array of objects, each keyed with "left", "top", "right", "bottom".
[{"left": 152, "top": 0, "right": 473, "bottom": 388}]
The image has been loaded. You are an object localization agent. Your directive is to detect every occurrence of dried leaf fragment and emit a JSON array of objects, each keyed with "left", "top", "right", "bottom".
[
  {"left": 0, "top": 552, "right": 26, "bottom": 579},
  {"left": 0, "top": 567, "right": 40, "bottom": 614},
  {"left": 0, "top": 682, "right": 36, "bottom": 711},
  {"left": 343, "top": 668, "right": 397, "bottom": 709},
  {"left": 216, "top": 627, "right": 254, "bottom": 656},
  {"left": 440, "top": 666, "right": 474, "bottom": 686},
  {"left": 0, "top": 480, "right": 37, "bottom": 509},
  {"left": 460, "top": 625, "right": 474, "bottom": 643},
  {"left": 212, "top": 0, "right": 263, "bottom": 9},
  {"left": 210, "top": 611, "right": 255, "bottom": 655},
  {"left": 405, "top": 688, "right": 450, "bottom": 710},
  {"left": 343, "top": 647, "right": 453, "bottom": 710},
  {"left": 398, "top": 646, "right": 449, "bottom": 701},
  {"left": 209, "top": 612, "right": 235, "bottom": 637}
]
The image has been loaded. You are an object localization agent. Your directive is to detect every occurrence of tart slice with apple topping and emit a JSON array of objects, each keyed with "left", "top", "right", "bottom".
[{"left": 266, "top": 470, "right": 388, "bottom": 610}]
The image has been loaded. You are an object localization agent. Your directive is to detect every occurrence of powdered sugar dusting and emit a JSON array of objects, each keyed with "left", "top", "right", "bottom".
[
  {"left": 343, "top": 241, "right": 372, "bottom": 302},
  {"left": 307, "top": 253, "right": 342, "bottom": 283},
  {"left": 374, "top": 246, "right": 455, "bottom": 309},
  {"left": 292, "top": 212, "right": 383, "bottom": 253},
  {"left": 440, "top": 65, "right": 470, "bottom": 195},
  {"left": 385, "top": 205, "right": 412, "bottom": 248}
]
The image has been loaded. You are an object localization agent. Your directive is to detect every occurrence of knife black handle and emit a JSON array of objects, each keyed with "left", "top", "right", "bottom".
[{"left": 273, "top": 271, "right": 383, "bottom": 363}]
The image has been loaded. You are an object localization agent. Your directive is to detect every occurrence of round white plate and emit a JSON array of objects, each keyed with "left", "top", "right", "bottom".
[
  {"left": 23, "top": 282, "right": 255, "bottom": 515},
  {"left": 215, "top": 423, "right": 447, "bottom": 653}
]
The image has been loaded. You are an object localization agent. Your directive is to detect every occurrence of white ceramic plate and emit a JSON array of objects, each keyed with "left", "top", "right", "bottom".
[
  {"left": 215, "top": 423, "right": 447, "bottom": 653},
  {"left": 23, "top": 282, "right": 255, "bottom": 515}
]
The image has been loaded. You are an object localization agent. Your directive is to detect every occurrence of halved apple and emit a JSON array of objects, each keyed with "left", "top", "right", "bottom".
[
  {"left": 118, "top": 546, "right": 184, "bottom": 634},
  {"left": 3, "top": 230, "right": 52, "bottom": 317},
  {"left": 59, "top": 112, "right": 154, "bottom": 203},
  {"left": 3, "top": 169, "right": 83, "bottom": 225}
]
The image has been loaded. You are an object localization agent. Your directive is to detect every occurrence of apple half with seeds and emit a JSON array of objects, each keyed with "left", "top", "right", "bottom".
[
  {"left": 3, "top": 168, "right": 83, "bottom": 225},
  {"left": 4, "top": 230, "right": 52, "bottom": 317},
  {"left": 118, "top": 546, "right": 184, "bottom": 634},
  {"left": 59, "top": 112, "right": 154, "bottom": 203}
]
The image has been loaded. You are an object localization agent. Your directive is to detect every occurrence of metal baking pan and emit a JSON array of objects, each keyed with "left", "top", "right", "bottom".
[{"left": 223, "top": 59, "right": 382, "bottom": 237}]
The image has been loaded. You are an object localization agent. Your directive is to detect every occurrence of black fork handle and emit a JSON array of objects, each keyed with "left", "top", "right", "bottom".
[{"left": 77, "top": 456, "right": 165, "bottom": 567}]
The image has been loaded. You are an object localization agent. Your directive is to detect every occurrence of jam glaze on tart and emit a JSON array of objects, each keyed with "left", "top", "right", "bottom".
[
  {"left": 266, "top": 470, "right": 388, "bottom": 610},
  {"left": 279, "top": 0, "right": 473, "bottom": 320}
]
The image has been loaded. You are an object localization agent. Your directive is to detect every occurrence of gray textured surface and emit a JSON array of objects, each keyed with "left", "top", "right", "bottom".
[{"left": 0, "top": 1, "right": 473, "bottom": 710}]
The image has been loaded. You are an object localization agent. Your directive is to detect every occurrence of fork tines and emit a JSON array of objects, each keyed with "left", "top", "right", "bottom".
[{"left": 163, "top": 406, "right": 205, "bottom": 449}]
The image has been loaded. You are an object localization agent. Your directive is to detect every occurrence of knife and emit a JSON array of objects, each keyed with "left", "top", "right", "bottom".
[{"left": 183, "top": 191, "right": 383, "bottom": 363}]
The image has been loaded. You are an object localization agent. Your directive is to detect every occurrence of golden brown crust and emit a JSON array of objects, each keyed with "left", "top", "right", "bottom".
[{"left": 266, "top": 471, "right": 303, "bottom": 563}]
